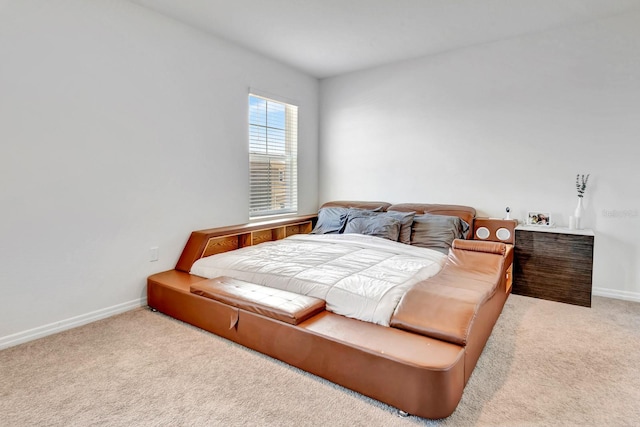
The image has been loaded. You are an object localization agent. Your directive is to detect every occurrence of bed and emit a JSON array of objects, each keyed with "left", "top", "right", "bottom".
[{"left": 147, "top": 201, "right": 513, "bottom": 419}]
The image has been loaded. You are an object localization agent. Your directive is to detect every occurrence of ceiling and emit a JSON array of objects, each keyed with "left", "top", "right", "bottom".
[{"left": 131, "top": 0, "right": 640, "bottom": 79}]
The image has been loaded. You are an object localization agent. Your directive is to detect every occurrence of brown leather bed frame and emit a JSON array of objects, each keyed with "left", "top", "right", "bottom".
[{"left": 147, "top": 202, "right": 513, "bottom": 419}]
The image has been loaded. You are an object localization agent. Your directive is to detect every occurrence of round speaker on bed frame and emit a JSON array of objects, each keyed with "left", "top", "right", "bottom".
[
  {"left": 495, "top": 227, "right": 511, "bottom": 241},
  {"left": 475, "top": 227, "right": 490, "bottom": 240}
]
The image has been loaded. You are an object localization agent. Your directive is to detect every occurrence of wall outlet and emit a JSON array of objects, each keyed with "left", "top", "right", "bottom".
[{"left": 149, "top": 246, "right": 159, "bottom": 262}]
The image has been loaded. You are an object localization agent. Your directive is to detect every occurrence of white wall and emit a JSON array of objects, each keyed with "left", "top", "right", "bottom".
[
  {"left": 320, "top": 12, "right": 640, "bottom": 301},
  {"left": 0, "top": 0, "right": 318, "bottom": 346}
]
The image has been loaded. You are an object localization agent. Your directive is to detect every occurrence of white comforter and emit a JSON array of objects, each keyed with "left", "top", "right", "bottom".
[{"left": 190, "top": 233, "right": 446, "bottom": 326}]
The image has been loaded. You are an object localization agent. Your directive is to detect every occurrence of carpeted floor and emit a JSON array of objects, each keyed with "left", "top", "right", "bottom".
[{"left": 1, "top": 294, "right": 639, "bottom": 426}]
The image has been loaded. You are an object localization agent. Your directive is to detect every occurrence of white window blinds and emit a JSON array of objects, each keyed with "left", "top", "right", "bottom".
[{"left": 248, "top": 94, "right": 298, "bottom": 218}]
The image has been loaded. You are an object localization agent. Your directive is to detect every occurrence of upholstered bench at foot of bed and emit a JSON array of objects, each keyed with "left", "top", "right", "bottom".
[{"left": 190, "top": 277, "right": 326, "bottom": 326}]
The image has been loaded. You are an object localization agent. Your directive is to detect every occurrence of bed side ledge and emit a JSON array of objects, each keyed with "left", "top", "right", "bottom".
[{"left": 390, "top": 245, "right": 507, "bottom": 345}]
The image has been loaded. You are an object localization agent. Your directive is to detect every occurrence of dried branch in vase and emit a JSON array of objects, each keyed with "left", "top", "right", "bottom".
[{"left": 576, "top": 174, "right": 590, "bottom": 198}]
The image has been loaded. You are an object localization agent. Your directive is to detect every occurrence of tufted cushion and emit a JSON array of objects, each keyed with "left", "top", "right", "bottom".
[{"left": 191, "top": 277, "right": 325, "bottom": 325}]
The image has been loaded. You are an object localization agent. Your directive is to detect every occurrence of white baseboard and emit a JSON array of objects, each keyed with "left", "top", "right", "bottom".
[
  {"left": 0, "top": 297, "right": 147, "bottom": 350},
  {"left": 593, "top": 287, "right": 640, "bottom": 303}
]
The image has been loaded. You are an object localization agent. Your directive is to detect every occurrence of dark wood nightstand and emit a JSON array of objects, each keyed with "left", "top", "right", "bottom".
[{"left": 513, "top": 225, "right": 594, "bottom": 307}]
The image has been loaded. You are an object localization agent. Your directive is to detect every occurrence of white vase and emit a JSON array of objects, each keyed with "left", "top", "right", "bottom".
[{"left": 574, "top": 197, "right": 584, "bottom": 229}]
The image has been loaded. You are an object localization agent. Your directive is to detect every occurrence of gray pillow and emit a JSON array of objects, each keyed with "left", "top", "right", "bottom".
[
  {"left": 343, "top": 210, "right": 415, "bottom": 244},
  {"left": 410, "top": 214, "right": 470, "bottom": 253},
  {"left": 311, "top": 207, "right": 350, "bottom": 234},
  {"left": 311, "top": 207, "right": 385, "bottom": 234},
  {"left": 384, "top": 211, "right": 415, "bottom": 244},
  {"left": 344, "top": 215, "right": 401, "bottom": 241}
]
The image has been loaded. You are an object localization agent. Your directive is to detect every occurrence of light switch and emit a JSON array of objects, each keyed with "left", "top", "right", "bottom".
[{"left": 149, "top": 246, "right": 159, "bottom": 262}]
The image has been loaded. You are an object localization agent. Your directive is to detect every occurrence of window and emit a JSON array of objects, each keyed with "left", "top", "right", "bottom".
[{"left": 248, "top": 93, "right": 298, "bottom": 218}]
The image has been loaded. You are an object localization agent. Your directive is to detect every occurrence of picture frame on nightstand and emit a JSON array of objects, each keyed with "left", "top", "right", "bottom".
[{"left": 526, "top": 211, "right": 551, "bottom": 226}]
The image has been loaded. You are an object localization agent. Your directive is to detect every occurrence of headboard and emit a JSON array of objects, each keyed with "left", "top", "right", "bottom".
[{"left": 320, "top": 200, "right": 392, "bottom": 211}]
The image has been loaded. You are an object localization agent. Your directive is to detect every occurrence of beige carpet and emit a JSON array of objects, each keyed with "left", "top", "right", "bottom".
[{"left": 1, "top": 294, "right": 639, "bottom": 426}]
